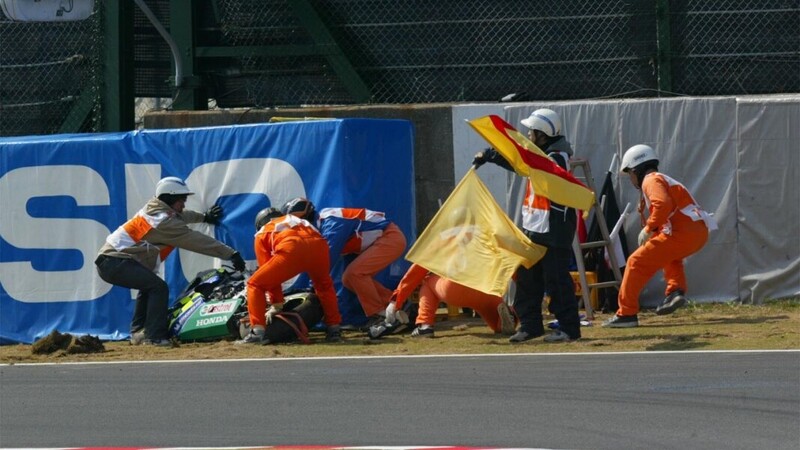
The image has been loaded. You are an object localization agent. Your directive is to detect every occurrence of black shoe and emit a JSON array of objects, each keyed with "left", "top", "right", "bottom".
[
  {"left": 356, "top": 315, "right": 385, "bottom": 332},
  {"left": 601, "top": 314, "right": 639, "bottom": 328},
  {"left": 508, "top": 329, "right": 543, "bottom": 343},
  {"left": 325, "top": 325, "right": 342, "bottom": 342},
  {"left": 410, "top": 326, "right": 434, "bottom": 338},
  {"left": 656, "top": 290, "right": 687, "bottom": 315},
  {"left": 367, "top": 319, "right": 406, "bottom": 340}
]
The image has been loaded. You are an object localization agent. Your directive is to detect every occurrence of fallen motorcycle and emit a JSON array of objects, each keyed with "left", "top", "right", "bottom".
[{"left": 168, "top": 266, "right": 322, "bottom": 344}]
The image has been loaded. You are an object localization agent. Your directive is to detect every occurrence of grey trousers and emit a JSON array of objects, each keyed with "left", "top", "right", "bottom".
[{"left": 95, "top": 255, "right": 170, "bottom": 340}]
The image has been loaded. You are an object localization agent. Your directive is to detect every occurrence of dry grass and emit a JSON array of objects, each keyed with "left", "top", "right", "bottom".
[{"left": 1, "top": 300, "right": 798, "bottom": 364}]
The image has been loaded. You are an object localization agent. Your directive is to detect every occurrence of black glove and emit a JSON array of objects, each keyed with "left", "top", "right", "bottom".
[
  {"left": 229, "top": 252, "right": 246, "bottom": 272},
  {"left": 472, "top": 150, "right": 488, "bottom": 169},
  {"left": 204, "top": 205, "right": 223, "bottom": 225}
]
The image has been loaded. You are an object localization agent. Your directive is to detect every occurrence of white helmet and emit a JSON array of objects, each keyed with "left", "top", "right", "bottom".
[
  {"left": 620, "top": 144, "right": 659, "bottom": 173},
  {"left": 155, "top": 176, "right": 194, "bottom": 197},
  {"left": 520, "top": 108, "right": 562, "bottom": 137}
]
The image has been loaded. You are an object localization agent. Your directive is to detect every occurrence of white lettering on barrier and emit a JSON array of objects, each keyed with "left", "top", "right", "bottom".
[
  {"left": 125, "top": 163, "right": 162, "bottom": 219},
  {"left": 0, "top": 165, "right": 113, "bottom": 303},
  {"left": 178, "top": 158, "right": 305, "bottom": 281},
  {"left": 0, "top": 158, "right": 305, "bottom": 304}
]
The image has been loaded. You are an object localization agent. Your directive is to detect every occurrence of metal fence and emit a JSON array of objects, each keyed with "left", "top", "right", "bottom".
[
  {"left": 215, "top": 0, "right": 657, "bottom": 106},
  {"left": 1, "top": 0, "right": 798, "bottom": 136},
  {"left": 670, "top": 0, "right": 800, "bottom": 95},
  {"left": 0, "top": 3, "right": 102, "bottom": 137},
  {"left": 214, "top": 0, "right": 799, "bottom": 107}
]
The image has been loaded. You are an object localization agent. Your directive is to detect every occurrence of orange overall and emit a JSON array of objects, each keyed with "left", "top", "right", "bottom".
[
  {"left": 318, "top": 208, "right": 407, "bottom": 317},
  {"left": 247, "top": 215, "right": 341, "bottom": 328},
  {"left": 393, "top": 264, "right": 510, "bottom": 333},
  {"left": 341, "top": 223, "right": 406, "bottom": 316},
  {"left": 617, "top": 173, "right": 713, "bottom": 316}
]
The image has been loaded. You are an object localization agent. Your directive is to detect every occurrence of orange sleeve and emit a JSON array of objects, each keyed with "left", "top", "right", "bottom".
[
  {"left": 642, "top": 175, "right": 675, "bottom": 232},
  {"left": 392, "top": 263, "right": 429, "bottom": 310}
]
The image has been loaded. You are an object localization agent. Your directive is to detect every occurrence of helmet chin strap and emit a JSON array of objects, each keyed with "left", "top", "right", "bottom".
[
  {"left": 633, "top": 162, "right": 658, "bottom": 187},
  {"left": 534, "top": 132, "right": 556, "bottom": 151},
  {"left": 633, "top": 167, "right": 648, "bottom": 187}
]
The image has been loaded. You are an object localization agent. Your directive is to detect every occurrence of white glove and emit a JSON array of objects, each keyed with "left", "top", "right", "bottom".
[
  {"left": 384, "top": 302, "right": 397, "bottom": 323},
  {"left": 266, "top": 303, "right": 283, "bottom": 324},
  {"left": 394, "top": 309, "right": 409, "bottom": 325},
  {"left": 638, "top": 228, "right": 653, "bottom": 247}
]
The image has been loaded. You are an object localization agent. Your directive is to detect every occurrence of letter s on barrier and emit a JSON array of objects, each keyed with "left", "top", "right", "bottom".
[{"left": 0, "top": 165, "right": 112, "bottom": 303}]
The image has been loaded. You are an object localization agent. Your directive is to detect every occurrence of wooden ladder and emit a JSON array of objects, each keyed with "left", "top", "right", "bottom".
[{"left": 569, "top": 158, "right": 624, "bottom": 320}]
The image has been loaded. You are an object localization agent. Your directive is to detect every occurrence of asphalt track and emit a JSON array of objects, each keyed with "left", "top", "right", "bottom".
[{"left": 1, "top": 350, "right": 798, "bottom": 450}]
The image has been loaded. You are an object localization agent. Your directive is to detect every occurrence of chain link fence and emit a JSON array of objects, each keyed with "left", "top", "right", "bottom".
[
  {"left": 670, "top": 0, "right": 800, "bottom": 95},
  {"left": 214, "top": 0, "right": 798, "bottom": 107},
  {"left": 0, "top": 2, "right": 102, "bottom": 137},
  {"left": 1, "top": 0, "right": 798, "bottom": 136},
  {"left": 215, "top": 0, "right": 656, "bottom": 106}
]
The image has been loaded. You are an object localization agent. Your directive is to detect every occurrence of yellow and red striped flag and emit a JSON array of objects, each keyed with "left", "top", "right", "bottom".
[
  {"left": 468, "top": 114, "right": 595, "bottom": 211},
  {"left": 405, "top": 169, "right": 546, "bottom": 296}
]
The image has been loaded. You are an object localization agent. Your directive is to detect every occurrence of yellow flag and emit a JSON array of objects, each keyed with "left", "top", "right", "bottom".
[
  {"left": 468, "top": 115, "right": 595, "bottom": 211},
  {"left": 406, "top": 169, "right": 546, "bottom": 296}
]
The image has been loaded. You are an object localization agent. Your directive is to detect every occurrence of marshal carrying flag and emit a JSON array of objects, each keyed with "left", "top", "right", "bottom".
[
  {"left": 405, "top": 169, "right": 546, "bottom": 296},
  {"left": 468, "top": 114, "right": 595, "bottom": 211}
]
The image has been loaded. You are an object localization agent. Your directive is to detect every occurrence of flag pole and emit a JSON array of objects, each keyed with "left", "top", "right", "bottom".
[
  {"left": 608, "top": 203, "right": 632, "bottom": 241},
  {"left": 608, "top": 153, "right": 618, "bottom": 174},
  {"left": 605, "top": 202, "right": 632, "bottom": 270}
]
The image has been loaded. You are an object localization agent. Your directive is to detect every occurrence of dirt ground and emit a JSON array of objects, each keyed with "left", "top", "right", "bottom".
[{"left": 1, "top": 300, "right": 798, "bottom": 364}]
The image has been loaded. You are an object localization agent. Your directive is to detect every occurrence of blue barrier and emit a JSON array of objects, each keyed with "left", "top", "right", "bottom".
[{"left": 0, "top": 119, "right": 416, "bottom": 344}]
